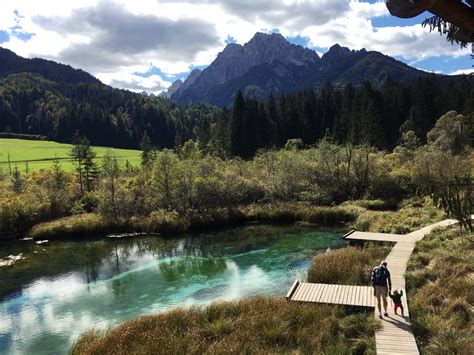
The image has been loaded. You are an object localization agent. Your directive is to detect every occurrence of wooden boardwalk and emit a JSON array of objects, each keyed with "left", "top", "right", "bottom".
[
  {"left": 287, "top": 218, "right": 460, "bottom": 355},
  {"left": 343, "top": 230, "right": 403, "bottom": 243},
  {"left": 286, "top": 281, "right": 375, "bottom": 307}
]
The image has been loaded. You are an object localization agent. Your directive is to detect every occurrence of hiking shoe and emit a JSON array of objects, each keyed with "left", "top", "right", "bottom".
[{"left": 384, "top": 312, "right": 388, "bottom": 317}]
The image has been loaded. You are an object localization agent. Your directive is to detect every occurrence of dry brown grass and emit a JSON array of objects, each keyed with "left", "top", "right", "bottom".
[
  {"left": 242, "top": 203, "right": 357, "bottom": 225},
  {"left": 71, "top": 296, "right": 377, "bottom": 355},
  {"left": 27, "top": 213, "right": 125, "bottom": 239},
  {"left": 307, "top": 244, "right": 391, "bottom": 285},
  {"left": 407, "top": 228, "right": 474, "bottom": 354}
]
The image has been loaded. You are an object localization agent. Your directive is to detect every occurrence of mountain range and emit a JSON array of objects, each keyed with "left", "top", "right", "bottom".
[
  {"left": 167, "top": 32, "right": 454, "bottom": 107},
  {"left": 0, "top": 32, "right": 468, "bottom": 110}
]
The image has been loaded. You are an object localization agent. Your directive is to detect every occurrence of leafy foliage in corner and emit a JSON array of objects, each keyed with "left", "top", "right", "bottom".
[{"left": 422, "top": 15, "right": 470, "bottom": 48}]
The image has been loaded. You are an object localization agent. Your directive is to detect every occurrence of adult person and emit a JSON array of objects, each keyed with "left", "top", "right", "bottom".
[{"left": 371, "top": 260, "right": 392, "bottom": 319}]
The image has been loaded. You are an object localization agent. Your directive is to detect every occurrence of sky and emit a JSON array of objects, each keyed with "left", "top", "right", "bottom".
[{"left": 0, "top": 0, "right": 472, "bottom": 94}]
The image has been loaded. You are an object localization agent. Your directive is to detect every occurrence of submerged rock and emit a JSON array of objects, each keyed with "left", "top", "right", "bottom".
[{"left": 0, "top": 253, "right": 25, "bottom": 267}]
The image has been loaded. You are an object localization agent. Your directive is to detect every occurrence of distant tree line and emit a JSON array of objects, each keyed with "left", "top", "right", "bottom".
[
  {"left": 175, "top": 76, "right": 474, "bottom": 158},
  {"left": 1, "top": 73, "right": 473, "bottom": 157},
  {"left": 217, "top": 77, "right": 474, "bottom": 158}
]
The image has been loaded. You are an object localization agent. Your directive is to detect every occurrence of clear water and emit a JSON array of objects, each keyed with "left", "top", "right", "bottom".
[{"left": 0, "top": 224, "right": 344, "bottom": 354}]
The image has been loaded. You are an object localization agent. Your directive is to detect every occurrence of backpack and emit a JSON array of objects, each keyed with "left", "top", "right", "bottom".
[{"left": 372, "top": 267, "right": 387, "bottom": 285}]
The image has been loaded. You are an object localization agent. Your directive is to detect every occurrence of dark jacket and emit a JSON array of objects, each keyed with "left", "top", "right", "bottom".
[
  {"left": 371, "top": 266, "right": 392, "bottom": 289},
  {"left": 389, "top": 291, "right": 403, "bottom": 304}
]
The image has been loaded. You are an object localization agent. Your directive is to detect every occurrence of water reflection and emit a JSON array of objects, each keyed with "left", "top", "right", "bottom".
[{"left": 0, "top": 225, "right": 343, "bottom": 354}]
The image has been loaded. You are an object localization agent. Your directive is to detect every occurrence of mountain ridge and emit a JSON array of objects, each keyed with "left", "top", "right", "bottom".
[
  {"left": 0, "top": 47, "right": 101, "bottom": 85},
  {"left": 171, "top": 32, "right": 450, "bottom": 107}
]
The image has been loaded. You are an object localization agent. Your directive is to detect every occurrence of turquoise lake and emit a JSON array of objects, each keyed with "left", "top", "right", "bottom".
[{"left": 0, "top": 224, "right": 345, "bottom": 354}]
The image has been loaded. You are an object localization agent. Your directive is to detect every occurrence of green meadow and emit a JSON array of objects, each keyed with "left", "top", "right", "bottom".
[{"left": 0, "top": 138, "right": 141, "bottom": 171}]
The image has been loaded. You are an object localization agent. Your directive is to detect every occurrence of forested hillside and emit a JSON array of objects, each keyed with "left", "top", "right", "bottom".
[
  {"left": 1, "top": 71, "right": 473, "bottom": 154},
  {"left": 0, "top": 73, "right": 178, "bottom": 149}
]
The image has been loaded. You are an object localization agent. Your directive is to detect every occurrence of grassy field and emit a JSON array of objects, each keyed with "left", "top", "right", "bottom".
[{"left": 0, "top": 138, "right": 141, "bottom": 171}]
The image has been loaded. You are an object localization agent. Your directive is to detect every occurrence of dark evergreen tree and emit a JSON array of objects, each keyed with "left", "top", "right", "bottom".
[
  {"left": 140, "top": 132, "right": 155, "bottom": 168},
  {"left": 230, "top": 90, "right": 246, "bottom": 157},
  {"left": 11, "top": 165, "right": 24, "bottom": 194},
  {"left": 70, "top": 133, "right": 98, "bottom": 194}
]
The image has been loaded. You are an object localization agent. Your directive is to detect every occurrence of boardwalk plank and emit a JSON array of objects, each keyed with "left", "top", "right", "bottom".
[
  {"left": 313, "top": 284, "right": 323, "bottom": 301},
  {"left": 326, "top": 284, "right": 336, "bottom": 304},
  {"left": 336, "top": 285, "right": 344, "bottom": 304},
  {"left": 293, "top": 284, "right": 306, "bottom": 301},
  {"left": 317, "top": 284, "right": 327, "bottom": 303},
  {"left": 341, "top": 285, "right": 349, "bottom": 304},
  {"left": 299, "top": 284, "right": 310, "bottom": 302},
  {"left": 307, "top": 284, "right": 318, "bottom": 302}
]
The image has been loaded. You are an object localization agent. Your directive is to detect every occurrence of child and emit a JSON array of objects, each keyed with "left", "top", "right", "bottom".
[{"left": 389, "top": 289, "right": 404, "bottom": 316}]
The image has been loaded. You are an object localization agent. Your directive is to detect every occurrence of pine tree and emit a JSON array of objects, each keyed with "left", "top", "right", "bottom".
[
  {"left": 265, "top": 94, "right": 279, "bottom": 147},
  {"left": 319, "top": 82, "right": 336, "bottom": 140},
  {"left": 101, "top": 153, "right": 121, "bottom": 221},
  {"left": 71, "top": 132, "right": 85, "bottom": 195},
  {"left": 230, "top": 90, "right": 246, "bottom": 157},
  {"left": 11, "top": 165, "right": 24, "bottom": 194},
  {"left": 70, "top": 133, "right": 98, "bottom": 194},
  {"left": 140, "top": 132, "right": 155, "bottom": 168},
  {"left": 51, "top": 158, "right": 65, "bottom": 190},
  {"left": 359, "top": 81, "right": 384, "bottom": 148},
  {"left": 334, "top": 84, "right": 354, "bottom": 143},
  {"left": 83, "top": 145, "right": 99, "bottom": 192}
]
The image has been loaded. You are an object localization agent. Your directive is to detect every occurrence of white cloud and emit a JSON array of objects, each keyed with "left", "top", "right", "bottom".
[
  {"left": 0, "top": 0, "right": 471, "bottom": 94},
  {"left": 104, "top": 72, "right": 173, "bottom": 95},
  {"left": 449, "top": 68, "right": 474, "bottom": 75}
]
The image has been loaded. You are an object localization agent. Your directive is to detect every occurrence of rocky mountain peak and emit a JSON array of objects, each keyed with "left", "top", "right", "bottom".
[
  {"left": 243, "top": 32, "right": 319, "bottom": 66},
  {"left": 247, "top": 32, "right": 287, "bottom": 46},
  {"left": 322, "top": 44, "right": 352, "bottom": 61},
  {"left": 219, "top": 42, "right": 244, "bottom": 57},
  {"left": 159, "top": 79, "right": 183, "bottom": 98}
]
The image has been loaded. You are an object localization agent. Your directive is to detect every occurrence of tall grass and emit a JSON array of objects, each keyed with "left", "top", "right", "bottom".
[
  {"left": 71, "top": 296, "right": 377, "bottom": 354},
  {"left": 354, "top": 197, "right": 443, "bottom": 234},
  {"left": 406, "top": 228, "right": 473, "bottom": 355},
  {"left": 28, "top": 204, "right": 356, "bottom": 240},
  {"left": 27, "top": 213, "right": 128, "bottom": 240},
  {"left": 243, "top": 203, "right": 357, "bottom": 225},
  {"left": 307, "top": 244, "right": 391, "bottom": 285}
]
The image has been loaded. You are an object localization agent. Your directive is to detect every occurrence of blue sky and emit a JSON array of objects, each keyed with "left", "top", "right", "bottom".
[{"left": 0, "top": 0, "right": 472, "bottom": 93}]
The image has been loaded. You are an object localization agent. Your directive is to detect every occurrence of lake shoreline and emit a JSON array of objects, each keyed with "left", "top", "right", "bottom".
[{"left": 22, "top": 203, "right": 358, "bottom": 242}]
